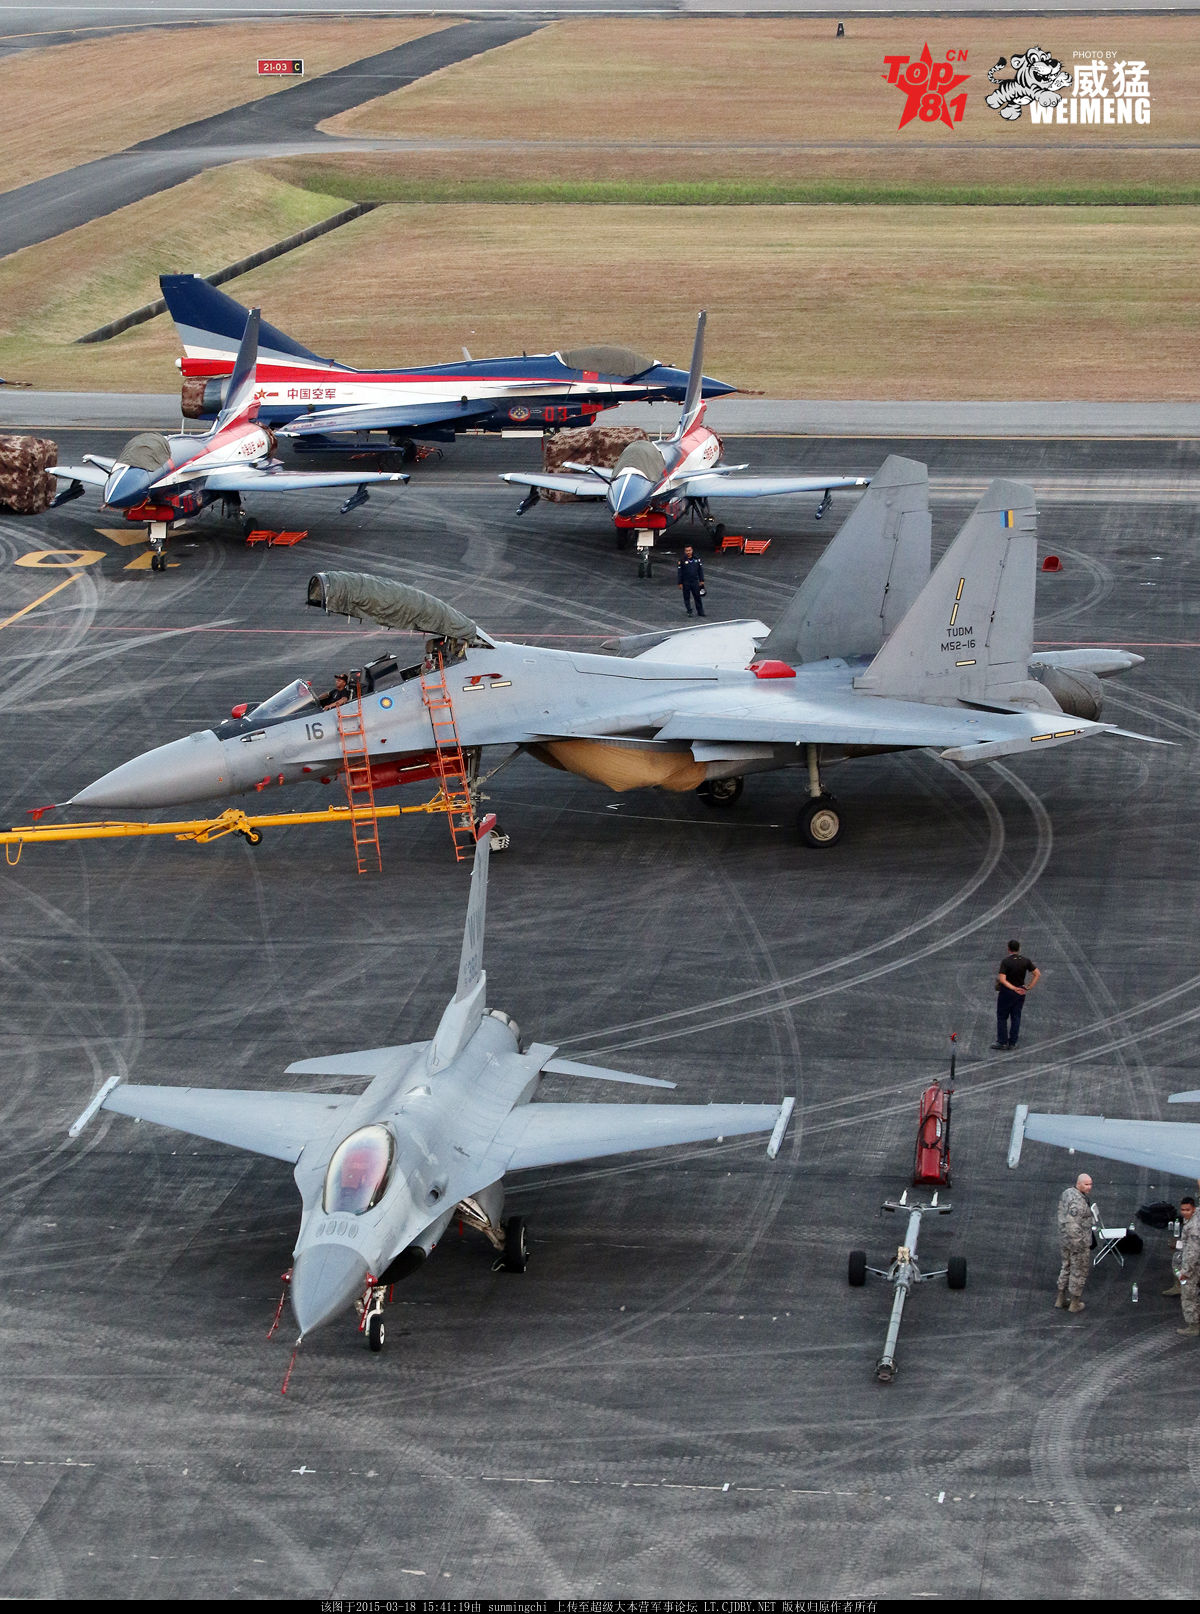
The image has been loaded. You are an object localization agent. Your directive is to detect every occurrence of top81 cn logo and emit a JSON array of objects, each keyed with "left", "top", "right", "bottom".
[{"left": 883, "top": 45, "right": 970, "bottom": 129}]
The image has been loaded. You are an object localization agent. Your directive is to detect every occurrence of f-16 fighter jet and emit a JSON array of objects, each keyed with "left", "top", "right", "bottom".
[
  {"left": 500, "top": 312, "right": 869, "bottom": 554},
  {"left": 48, "top": 308, "right": 407, "bottom": 568},
  {"left": 70, "top": 456, "right": 1158, "bottom": 847},
  {"left": 69, "top": 817, "right": 793, "bottom": 1350},
  {"left": 162, "top": 273, "right": 737, "bottom": 451}
]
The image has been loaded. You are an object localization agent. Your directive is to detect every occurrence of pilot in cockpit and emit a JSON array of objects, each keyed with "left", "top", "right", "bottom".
[{"left": 322, "top": 672, "right": 352, "bottom": 708}]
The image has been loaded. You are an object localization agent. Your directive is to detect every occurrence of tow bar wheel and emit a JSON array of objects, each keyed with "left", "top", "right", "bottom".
[{"left": 848, "top": 1249, "right": 867, "bottom": 1287}]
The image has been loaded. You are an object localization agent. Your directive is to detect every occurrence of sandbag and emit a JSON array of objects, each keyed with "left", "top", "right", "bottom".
[{"left": 540, "top": 424, "right": 649, "bottom": 503}]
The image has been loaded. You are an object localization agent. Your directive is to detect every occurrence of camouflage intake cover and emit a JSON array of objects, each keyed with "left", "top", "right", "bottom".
[{"left": 0, "top": 433, "right": 57, "bottom": 514}]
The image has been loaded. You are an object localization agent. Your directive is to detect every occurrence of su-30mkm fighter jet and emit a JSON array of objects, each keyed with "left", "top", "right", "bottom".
[
  {"left": 70, "top": 817, "right": 793, "bottom": 1354},
  {"left": 71, "top": 457, "right": 1160, "bottom": 847},
  {"left": 48, "top": 309, "right": 407, "bottom": 568},
  {"left": 162, "top": 273, "right": 737, "bottom": 451},
  {"left": 500, "top": 312, "right": 869, "bottom": 561}
]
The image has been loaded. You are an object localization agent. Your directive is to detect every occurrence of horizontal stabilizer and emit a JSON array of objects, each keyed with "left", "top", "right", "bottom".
[
  {"left": 91, "top": 1082, "right": 353, "bottom": 1163},
  {"left": 1016, "top": 1108, "right": 1200, "bottom": 1180},
  {"left": 855, "top": 477, "right": 1037, "bottom": 704},
  {"left": 758, "top": 455, "right": 929, "bottom": 665},
  {"left": 540, "top": 1055, "right": 675, "bottom": 1089},
  {"left": 1169, "top": 1090, "right": 1200, "bottom": 1104},
  {"left": 488, "top": 1099, "right": 788, "bottom": 1172}
]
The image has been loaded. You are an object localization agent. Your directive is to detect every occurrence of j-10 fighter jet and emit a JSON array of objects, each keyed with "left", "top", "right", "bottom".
[
  {"left": 48, "top": 308, "right": 407, "bottom": 569},
  {"left": 71, "top": 456, "right": 1157, "bottom": 848},
  {"left": 70, "top": 817, "right": 793, "bottom": 1350},
  {"left": 162, "top": 273, "right": 737, "bottom": 451},
  {"left": 500, "top": 313, "right": 869, "bottom": 555}
]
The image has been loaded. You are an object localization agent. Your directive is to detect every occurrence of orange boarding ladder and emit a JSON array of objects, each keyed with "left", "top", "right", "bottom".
[
  {"left": 420, "top": 648, "right": 477, "bottom": 862},
  {"left": 336, "top": 688, "right": 383, "bottom": 874}
]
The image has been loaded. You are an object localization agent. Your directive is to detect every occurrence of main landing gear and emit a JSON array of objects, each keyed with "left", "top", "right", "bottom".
[
  {"left": 686, "top": 496, "right": 725, "bottom": 551},
  {"left": 799, "top": 743, "right": 842, "bottom": 848}
]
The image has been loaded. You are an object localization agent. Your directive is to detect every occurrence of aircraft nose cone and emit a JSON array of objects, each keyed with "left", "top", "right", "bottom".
[
  {"left": 70, "top": 731, "right": 231, "bottom": 809},
  {"left": 103, "top": 466, "right": 152, "bottom": 508},
  {"left": 609, "top": 471, "right": 654, "bottom": 521},
  {"left": 291, "top": 1243, "right": 370, "bottom": 1338}
]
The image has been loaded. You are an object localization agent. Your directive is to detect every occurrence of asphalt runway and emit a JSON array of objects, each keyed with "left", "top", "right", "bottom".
[{"left": 1, "top": 427, "right": 1198, "bottom": 1598}]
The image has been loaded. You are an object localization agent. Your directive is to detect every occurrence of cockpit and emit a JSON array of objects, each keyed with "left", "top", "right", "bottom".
[
  {"left": 216, "top": 654, "right": 424, "bottom": 735},
  {"left": 323, "top": 1125, "right": 395, "bottom": 1215},
  {"left": 250, "top": 678, "right": 323, "bottom": 723}
]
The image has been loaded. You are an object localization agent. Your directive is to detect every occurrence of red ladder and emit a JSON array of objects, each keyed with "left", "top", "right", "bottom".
[
  {"left": 420, "top": 650, "right": 477, "bottom": 862},
  {"left": 336, "top": 689, "right": 383, "bottom": 874}
]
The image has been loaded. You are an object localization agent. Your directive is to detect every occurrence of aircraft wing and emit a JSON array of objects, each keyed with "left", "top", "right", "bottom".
[
  {"left": 1009, "top": 1104, "right": 1200, "bottom": 1180},
  {"left": 81, "top": 1081, "right": 354, "bottom": 1163},
  {"left": 485, "top": 1099, "right": 789, "bottom": 1172},
  {"left": 281, "top": 401, "right": 496, "bottom": 436},
  {"left": 501, "top": 471, "right": 610, "bottom": 500},
  {"left": 201, "top": 467, "right": 409, "bottom": 493},
  {"left": 49, "top": 463, "right": 110, "bottom": 488},
  {"left": 681, "top": 474, "right": 870, "bottom": 499}
]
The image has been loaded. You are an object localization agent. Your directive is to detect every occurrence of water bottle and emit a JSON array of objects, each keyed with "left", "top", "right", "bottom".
[{"left": 1132, "top": 1283, "right": 1139, "bottom": 1303}]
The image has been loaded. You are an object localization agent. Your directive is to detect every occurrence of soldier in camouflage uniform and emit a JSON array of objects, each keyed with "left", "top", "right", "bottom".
[
  {"left": 1176, "top": 1181, "right": 1200, "bottom": 1336},
  {"left": 1056, "top": 1172, "right": 1093, "bottom": 1312}
]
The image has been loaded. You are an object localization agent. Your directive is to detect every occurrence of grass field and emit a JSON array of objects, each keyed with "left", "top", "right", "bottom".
[
  {"left": 3, "top": 189, "right": 1196, "bottom": 400},
  {"left": 314, "top": 16, "right": 1196, "bottom": 204},
  {"left": 0, "top": 17, "right": 449, "bottom": 195}
]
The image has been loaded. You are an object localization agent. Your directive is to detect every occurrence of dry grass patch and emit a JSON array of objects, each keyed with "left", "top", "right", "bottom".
[
  {"left": 0, "top": 165, "right": 349, "bottom": 388},
  {"left": 323, "top": 16, "right": 1193, "bottom": 192},
  {"left": 0, "top": 17, "right": 451, "bottom": 194}
]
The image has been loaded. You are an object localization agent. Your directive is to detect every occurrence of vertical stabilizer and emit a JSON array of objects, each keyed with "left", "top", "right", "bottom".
[
  {"left": 757, "top": 456, "right": 930, "bottom": 665},
  {"left": 673, "top": 312, "right": 707, "bottom": 439},
  {"left": 213, "top": 308, "right": 262, "bottom": 430},
  {"left": 853, "top": 479, "right": 1038, "bottom": 705},
  {"left": 428, "top": 816, "right": 494, "bottom": 1072},
  {"left": 160, "top": 273, "right": 331, "bottom": 369}
]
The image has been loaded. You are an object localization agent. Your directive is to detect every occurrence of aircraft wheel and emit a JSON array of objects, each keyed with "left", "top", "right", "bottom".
[
  {"left": 367, "top": 1311, "right": 386, "bottom": 1351},
  {"left": 615, "top": 529, "right": 633, "bottom": 551},
  {"left": 947, "top": 1256, "right": 967, "bottom": 1291},
  {"left": 799, "top": 795, "right": 842, "bottom": 848},
  {"left": 698, "top": 776, "right": 744, "bottom": 808},
  {"left": 637, "top": 555, "right": 647, "bottom": 579},
  {"left": 150, "top": 552, "right": 166, "bottom": 572},
  {"left": 848, "top": 1249, "right": 867, "bottom": 1287},
  {"left": 711, "top": 523, "right": 725, "bottom": 551},
  {"left": 502, "top": 1215, "right": 528, "bottom": 1273}
]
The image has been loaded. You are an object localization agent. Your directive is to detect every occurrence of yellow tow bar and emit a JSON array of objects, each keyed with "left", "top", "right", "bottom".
[{"left": 2, "top": 796, "right": 460, "bottom": 865}]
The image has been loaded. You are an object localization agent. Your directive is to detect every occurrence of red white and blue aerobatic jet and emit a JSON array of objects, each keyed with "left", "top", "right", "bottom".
[
  {"left": 500, "top": 313, "right": 869, "bottom": 563},
  {"left": 48, "top": 308, "right": 407, "bottom": 568},
  {"left": 160, "top": 273, "right": 738, "bottom": 455}
]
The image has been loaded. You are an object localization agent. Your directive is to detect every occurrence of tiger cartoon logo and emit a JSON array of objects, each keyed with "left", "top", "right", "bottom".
[{"left": 985, "top": 47, "right": 1071, "bottom": 120}]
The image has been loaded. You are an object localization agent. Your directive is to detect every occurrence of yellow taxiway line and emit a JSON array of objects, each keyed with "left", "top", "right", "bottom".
[{"left": 0, "top": 573, "right": 80, "bottom": 631}]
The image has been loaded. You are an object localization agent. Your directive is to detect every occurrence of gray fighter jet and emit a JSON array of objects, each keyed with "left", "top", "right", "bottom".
[
  {"left": 71, "top": 457, "right": 1158, "bottom": 847},
  {"left": 70, "top": 816, "right": 793, "bottom": 1349}
]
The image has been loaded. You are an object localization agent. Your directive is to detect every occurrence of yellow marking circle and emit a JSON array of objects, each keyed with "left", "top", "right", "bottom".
[{"left": 15, "top": 549, "right": 105, "bottom": 568}]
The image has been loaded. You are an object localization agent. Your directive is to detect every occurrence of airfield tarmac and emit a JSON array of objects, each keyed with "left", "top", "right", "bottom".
[{"left": 1, "top": 427, "right": 1198, "bottom": 1599}]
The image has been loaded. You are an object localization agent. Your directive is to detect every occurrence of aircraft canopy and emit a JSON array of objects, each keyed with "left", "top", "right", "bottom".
[
  {"left": 323, "top": 1124, "right": 394, "bottom": 1215},
  {"left": 308, "top": 571, "right": 484, "bottom": 643},
  {"left": 560, "top": 344, "right": 654, "bottom": 377},
  {"left": 118, "top": 431, "right": 172, "bottom": 470}
]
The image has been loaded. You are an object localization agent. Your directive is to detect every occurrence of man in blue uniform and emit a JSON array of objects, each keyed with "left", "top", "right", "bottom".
[
  {"left": 677, "top": 546, "right": 706, "bottom": 617},
  {"left": 993, "top": 938, "right": 1040, "bottom": 1049}
]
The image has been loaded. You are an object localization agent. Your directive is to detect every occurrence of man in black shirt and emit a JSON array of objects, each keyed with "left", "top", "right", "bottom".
[
  {"left": 994, "top": 938, "right": 1040, "bottom": 1049},
  {"left": 677, "top": 546, "right": 706, "bottom": 617}
]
